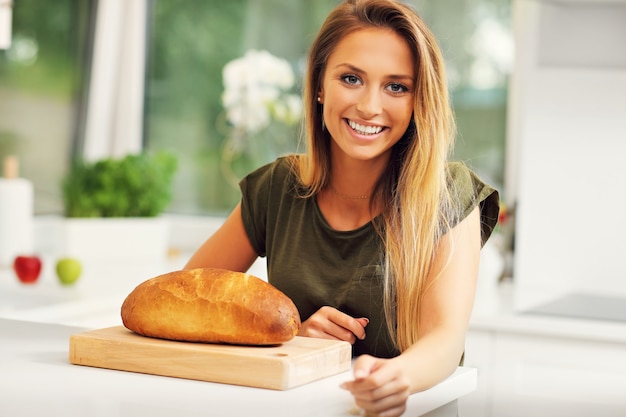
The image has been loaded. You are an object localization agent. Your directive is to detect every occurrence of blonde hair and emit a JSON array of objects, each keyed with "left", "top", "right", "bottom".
[{"left": 294, "top": 0, "right": 457, "bottom": 352}]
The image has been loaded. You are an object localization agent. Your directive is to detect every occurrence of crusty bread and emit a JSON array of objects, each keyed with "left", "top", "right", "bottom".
[{"left": 121, "top": 268, "right": 301, "bottom": 345}]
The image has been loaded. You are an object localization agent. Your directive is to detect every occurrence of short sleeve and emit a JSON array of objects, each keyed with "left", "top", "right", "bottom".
[
  {"left": 239, "top": 162, "right": 273, "bottom": 257},
  {"left": 238, "top": 156, "right": 296, "bottom": 258},
  {"left": 447, "top": 162, "right": 500, "bottom": 246}
]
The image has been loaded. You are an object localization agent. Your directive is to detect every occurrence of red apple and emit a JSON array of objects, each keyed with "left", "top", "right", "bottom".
[{"left": 13, "top": 255, "right": 43, "bottom": 284}]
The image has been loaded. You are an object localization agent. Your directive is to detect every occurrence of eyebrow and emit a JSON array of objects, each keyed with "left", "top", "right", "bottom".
[{"left": 334, "top": 63, "right": 415, "bottom": 83}]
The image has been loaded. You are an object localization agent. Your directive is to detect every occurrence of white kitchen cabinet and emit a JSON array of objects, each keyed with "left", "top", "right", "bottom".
[
  {"left": 459, "top": 330, "right": 495, "bottom": 416},
  {"left": 491, "top": 333, "right": 626, "bottom": 417},
  {"left": 460, "top": 316, "right": 626, "bottom": 417}
]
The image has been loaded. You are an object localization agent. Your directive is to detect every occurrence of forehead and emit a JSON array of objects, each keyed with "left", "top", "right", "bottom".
[{"left": 327, "top": 27, "right": 415, "bottom": 77}]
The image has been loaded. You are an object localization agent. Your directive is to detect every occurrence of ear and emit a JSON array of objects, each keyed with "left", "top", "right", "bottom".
[{"left": 317, "top": 91, "right": 324, "bottom": 104}]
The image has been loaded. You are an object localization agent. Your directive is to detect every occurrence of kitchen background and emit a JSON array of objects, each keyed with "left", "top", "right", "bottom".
[{"left": 1, "top": 0, "right": 625, "bottom": 416}]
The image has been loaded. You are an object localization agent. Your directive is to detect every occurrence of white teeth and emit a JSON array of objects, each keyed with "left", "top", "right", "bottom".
[{"left": 348, "top": 120, "right": 383, "bottom": 135}]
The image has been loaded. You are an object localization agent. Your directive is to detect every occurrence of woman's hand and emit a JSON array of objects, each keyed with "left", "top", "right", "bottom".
[
  {"left": 297, "top": 306, "right": 368, "bottom": 345},
  {"left": 341, "top": 355, "right": 411, "bottom": 417}
]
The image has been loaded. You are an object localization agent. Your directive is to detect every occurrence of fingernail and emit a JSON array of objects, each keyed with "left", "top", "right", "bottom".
[{"left": 339, "top": 382, "right": 348, "bottom": 390}]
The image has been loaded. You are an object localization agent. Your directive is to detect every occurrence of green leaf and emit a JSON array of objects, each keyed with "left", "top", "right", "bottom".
[{"left": 62, "top": 151, "right": 178, "bottom": 218}]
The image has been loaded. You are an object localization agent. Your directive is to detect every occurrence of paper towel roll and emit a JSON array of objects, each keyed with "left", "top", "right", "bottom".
[{"left": 0, "top": 176, "right": 34, "bottom": 268}]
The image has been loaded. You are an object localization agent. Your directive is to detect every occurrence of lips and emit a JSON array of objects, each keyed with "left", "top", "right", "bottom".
[{"left": 347, "top": 119, "right": 384, "bottom": 135}]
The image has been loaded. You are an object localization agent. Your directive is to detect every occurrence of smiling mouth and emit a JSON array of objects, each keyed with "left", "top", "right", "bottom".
[{"left": 347, "top": 119, "right": 384, "bottom": 135}]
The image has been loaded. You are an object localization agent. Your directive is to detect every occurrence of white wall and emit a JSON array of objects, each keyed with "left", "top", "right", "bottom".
[{"left": 510, "top": 0, "right": 626, "bottom": 309}]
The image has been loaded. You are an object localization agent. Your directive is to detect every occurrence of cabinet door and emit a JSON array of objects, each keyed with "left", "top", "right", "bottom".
[
  {"left": 459, "top": 330, "right": 496, "bottom": 417},
  {"left": 492, "top": 333, "right": 626, "bottom": 417}
]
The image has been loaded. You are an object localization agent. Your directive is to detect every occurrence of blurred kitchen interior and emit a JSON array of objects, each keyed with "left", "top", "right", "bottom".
[{"left": 1, "top": 1, "right": 625, "bottom": 416}]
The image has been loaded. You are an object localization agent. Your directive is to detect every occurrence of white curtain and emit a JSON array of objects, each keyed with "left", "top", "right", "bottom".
[
  {"left": 0, "top": 0, "right": 12, "bottom": 50},
  {"left": 83, "top": 0, "right": 148, "bottom": 162}
]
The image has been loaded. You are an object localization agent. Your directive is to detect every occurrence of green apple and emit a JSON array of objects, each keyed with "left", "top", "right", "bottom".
[{"left": 55, "top": 257, "right": 82, "bottom": 285}]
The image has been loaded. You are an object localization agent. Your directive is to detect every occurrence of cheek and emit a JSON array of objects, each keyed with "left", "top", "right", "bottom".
[
  {"left": 393, "top": 101, "right": 414, "bottom": 129},
  {"left": 324, "top": 89, "right": 352, "bottom": 110}
]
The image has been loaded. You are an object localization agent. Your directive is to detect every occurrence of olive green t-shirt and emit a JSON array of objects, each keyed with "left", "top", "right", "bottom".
[{"left": 240, "top": 156, "right": 499, "bottom": 358}]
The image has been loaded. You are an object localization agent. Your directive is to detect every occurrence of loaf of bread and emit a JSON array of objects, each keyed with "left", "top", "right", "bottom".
[{"left": 121, "top": 267, "right": 301, "bottom": 345}]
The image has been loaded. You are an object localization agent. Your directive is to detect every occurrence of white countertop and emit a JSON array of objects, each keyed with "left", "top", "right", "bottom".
[
  {"left": 0, "top": 241, "right": 475, "bottom": 417},
  {"left": 470, "top": 280, "right": 626, "bottom": 344},
  {"left": 0, "top": 318, "right": 476, "bottom": 417}
]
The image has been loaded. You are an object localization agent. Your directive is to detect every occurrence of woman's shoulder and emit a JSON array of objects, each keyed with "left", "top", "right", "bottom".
[
  {"left": 240, "top": 154, "right": 303, "bottom": 197},
  {"left": 446, "top": 161, "right": 497, "bottom": 202},
  {"left": 446, "top": 161, "right": 500, "bottom": 244},
  {"left": 248, "top": 154, "right": 295, "bottom": 175},
  {"left": 242, "top": 154, "right": 298, "bottom": 184},
  {"left": 446, "top": 160, "right": 475, "bottom": 183}
]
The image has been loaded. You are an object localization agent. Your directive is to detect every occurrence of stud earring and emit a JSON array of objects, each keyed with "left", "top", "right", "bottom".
[{"left": 318, "top": 96, "right": 325, "bottom": 129}]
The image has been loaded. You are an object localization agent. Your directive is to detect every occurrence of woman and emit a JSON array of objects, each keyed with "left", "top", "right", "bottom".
[{"left": 186, "top": 0, "right": 499, "bottom": 415}]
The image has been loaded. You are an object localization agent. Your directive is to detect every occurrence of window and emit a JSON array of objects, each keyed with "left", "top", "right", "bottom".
[
  {"left": 417, "top": 0, "right": 511, "bottom": 195},
  {"left": 0, "top": 0, "right": 94, "bottom": 213},
  {"left": 0, "top": 1, "right": 510, "bottom": 217},
  {"left": 143, "top": 0, "right": 337, "bottom": 214},
  {"left": 144, "top": 0, "right": 511, "bottom": 215}
]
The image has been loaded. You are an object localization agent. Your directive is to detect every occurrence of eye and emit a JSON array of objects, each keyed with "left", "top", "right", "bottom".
[
  {"left": 340, "top": 74, "right": 362, "bottom": 86},
  {"left": 386, "top": 82, "right": 410, "bottom": 94}
]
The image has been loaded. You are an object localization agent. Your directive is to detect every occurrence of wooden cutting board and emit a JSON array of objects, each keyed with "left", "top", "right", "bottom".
[{"left": 69, "top": 326, "right": 352, "bottom": 390}]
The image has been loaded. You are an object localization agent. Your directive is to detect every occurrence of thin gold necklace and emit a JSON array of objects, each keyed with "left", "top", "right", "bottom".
[{"left": 330, "top": 185, "right": 369, "bottom": 200}]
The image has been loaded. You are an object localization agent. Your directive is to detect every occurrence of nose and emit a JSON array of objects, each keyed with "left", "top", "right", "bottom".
[{"left": 356, "top": 87, "right": 382, "bottom": 119}]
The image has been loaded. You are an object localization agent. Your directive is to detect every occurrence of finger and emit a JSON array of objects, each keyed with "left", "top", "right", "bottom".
[
  {"left": 329, "top": 313, "right": 367, "bottom": 341},
  {"left": 355, "top": 357, "right": 410, "bottom": 392},
  {"left": 299, "top": 321, "right": 355, "bottom": 342},
  {"left": 324, "top": 321, "right": 360, "bottom": 343},
  {"left": 356, "top": 317, "right": 369, "bottom": 326},
  {"left": 300, "top": 313, "right": 360, "bottom": 343},
  {"left": 300, "top": 307, "right": 368, "bottom": 343},
  {"left": 352, "top": 379, "right": 410, "bottom": 416},
  {"left": 352, "top": 354, "right": 379, "bottom": 380},
  {"left": 299, "top": 325, "right": 348, "bottom": 341},
  {"left": 357, "top": 400, "right": 407, "bottom": 417},
  {"left": 323, "top": 308, "right": 368, "bottom": 341},
  {"left": 355, "top": 317, "right": 370, "bottom": 333},
  {"left": 352, "top": 375, "right": 410, "bottom": 403},
  {"left": 355, "top": 387, "right": 409, "bottom": 417},
  {"left": 346, "top": 385, "right": 409, "bottom": 417},
  {"left": 343, "top": 359, "right": 410, "bottom": 417},
  {"left": 341, "top": 357, "right": 379, "bottom": 392},
  {"left": 344, "top": 361, "right": 409, "bottom": 401}
]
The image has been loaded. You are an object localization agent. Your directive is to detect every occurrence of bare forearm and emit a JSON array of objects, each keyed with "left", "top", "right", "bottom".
[{"left": 393, "top": 326, "right": 466, "bottom": 393}]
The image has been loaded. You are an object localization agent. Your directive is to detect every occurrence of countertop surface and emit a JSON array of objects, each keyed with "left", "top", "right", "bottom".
[
  {"left": 470, "top": 281, "right": 626, "bottom": 344},
  {"left": 0, "top": 318, "right": 476, "bottom": 417}
]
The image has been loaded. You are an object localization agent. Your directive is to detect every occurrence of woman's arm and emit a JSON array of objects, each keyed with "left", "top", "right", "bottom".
[
  {"left": 342, "top": 206, "right": 482, "bottom": 416},
  {"left": 184, "top": 202, "right": 259, "bottom": 273},
  {"left": 401, "top": 204, "right": 482, "bottom": 391}
]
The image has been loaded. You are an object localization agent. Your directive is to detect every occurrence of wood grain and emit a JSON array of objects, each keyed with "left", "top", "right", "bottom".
[{"left": 69, "top": 326, "right": 351, "bottom": 390}]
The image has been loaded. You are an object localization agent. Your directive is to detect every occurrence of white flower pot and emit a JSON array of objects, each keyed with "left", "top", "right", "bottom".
[{"left": 37, "top": 216, "right": 170, "bottom": 262}]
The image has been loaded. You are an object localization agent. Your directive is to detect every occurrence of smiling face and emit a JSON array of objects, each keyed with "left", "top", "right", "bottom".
[{"left": 318, "top": 27, "right": 415, "bottom": 165}]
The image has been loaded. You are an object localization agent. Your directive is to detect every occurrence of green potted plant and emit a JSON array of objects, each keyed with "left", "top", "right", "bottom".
[
  {"left": 58, "top": 151, "right": 178, "bottom": 261},
  {"left": 62, "top": 151, "right": 177, "bottom": 218}
]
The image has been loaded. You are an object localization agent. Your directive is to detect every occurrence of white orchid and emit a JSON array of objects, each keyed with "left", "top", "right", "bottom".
[{"left": 222, "top": 50, "right": 302, "bottom": 134}]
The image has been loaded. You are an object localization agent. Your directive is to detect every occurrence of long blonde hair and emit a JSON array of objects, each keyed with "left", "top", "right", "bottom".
[{"left": 294, "top": 0, "right": 457, "bottom": 352}]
